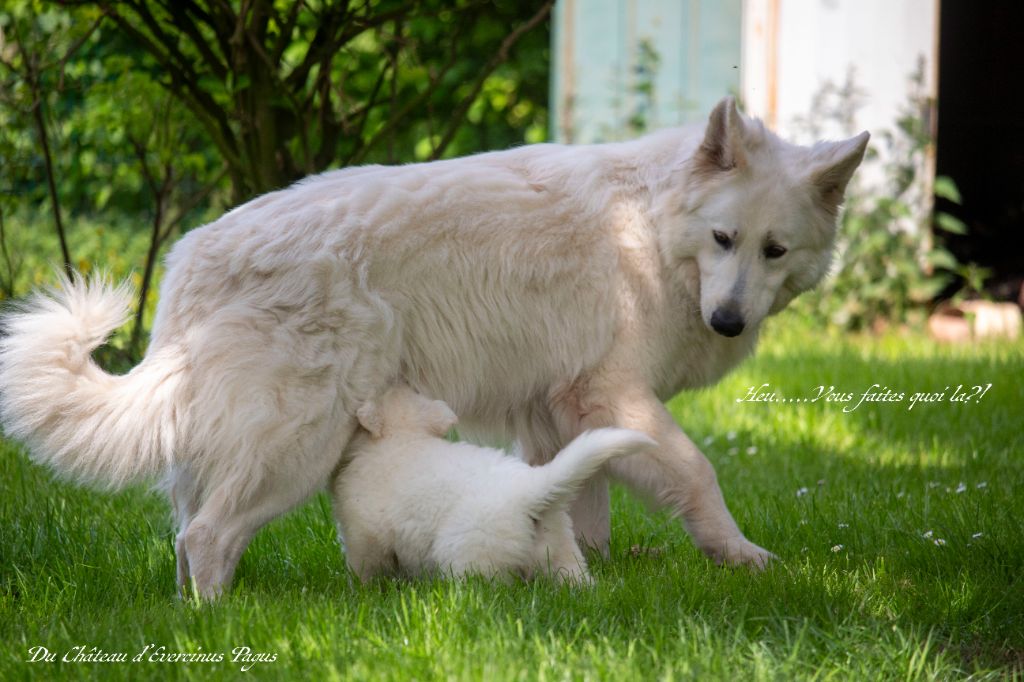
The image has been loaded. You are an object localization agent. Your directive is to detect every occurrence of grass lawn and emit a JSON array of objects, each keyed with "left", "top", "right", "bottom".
[{"left": 1, "top": 315, "right": 1021, "bottom": 680}]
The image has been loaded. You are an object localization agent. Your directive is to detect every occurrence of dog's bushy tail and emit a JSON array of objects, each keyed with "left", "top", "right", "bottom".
[
  {"left": 526, "top": 428, "right": 657, "bottom": 515},
  {"left": 0, "top": 273, "right": 183, "bottom": 489}
]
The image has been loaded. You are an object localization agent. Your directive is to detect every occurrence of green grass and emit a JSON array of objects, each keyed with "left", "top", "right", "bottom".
[{"left": 2, "top": 315, "right": 1022, "bottom": 680}]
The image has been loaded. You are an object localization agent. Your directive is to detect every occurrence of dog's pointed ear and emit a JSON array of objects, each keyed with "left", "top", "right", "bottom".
[
  {"left": 356, "top": 401, "right": 384, "bottom": 439},
  {"left": 696, "top": 96, "right": 747, "bottom": 174},
  {"left": 426, "top": 399, "right": 458, "bottom": 437},
  {"left": 809, "top": 131, "right": 870, "bottom": 214}
]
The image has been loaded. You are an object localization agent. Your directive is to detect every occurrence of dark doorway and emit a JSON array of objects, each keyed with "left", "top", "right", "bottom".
[{"left": 935, "top": 0, "right": 1024, "bottom": 303}]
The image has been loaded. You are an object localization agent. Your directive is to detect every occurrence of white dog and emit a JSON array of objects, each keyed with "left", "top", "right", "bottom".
[
  {"left": 0, "top": 97, "right": 868, "bottom": 597},
  {"left": 334, "top": 385, "right": 656, "bottom": 583}
]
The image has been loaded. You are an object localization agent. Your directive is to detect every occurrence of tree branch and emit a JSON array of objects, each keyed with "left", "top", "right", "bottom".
[
  {"left": 160, "top": 165, "right": 229, "bottom": 243},
  {"left": 57, "top": 13, "right": 104, "bottom": 90},
  {"left": 100, "top": 3, "right": 244, "bottom": 173},
  {"left": 336, "top": 4, "right": 409, "bottom": 46},
  {"left": 13, "top": 20, "right": 73, "bottom": 275},
  {"left": 430, "top": 0, "right": 553, "bottom": 160},
  {"left": 130, "top": 172, "right": 169, "bottom": 353},
  {"left": 345, "top": 35, "right": 463, "bottom": 166},
  {"left": 284, "top": 3, "right": 349, "bottom": 91},
  {"left": 271, "top": 0, "right": 305, "bottom": 64},
  {"left": 327, "top": 60, "right": 389, "bottom": 168},
  {"left": 0, "top": 204, "right": 19, "bottom": 298},
  {"left": 187, "top": 0, "right": 236, "bottom": 64},
  {"left": 159, "top": 0, "right": 231, "bottom": 80},
  {"left": 126, "top": 114, "right": 173, "bottom": 353}
]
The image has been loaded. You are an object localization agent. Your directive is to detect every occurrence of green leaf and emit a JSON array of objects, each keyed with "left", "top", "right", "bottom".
[
  {"left": 231, "top": 74, "right": 251, "bottom": 93},
  {"left": 197, "top": 74, "right": 228, "bottom": 97},
  {"left": 935, "top": 211, "right": 968, "bottom": 235},
  {"left": 909, "top": 275, "right": 951, "bottom": 303},
  {"left": 926, "top": 247, "right": 959, "bottom": 271},
  {"left": 95, "top": 185, "right": 112, "bottom": 210},
  {"left": 933, "top": 175, "right": 962, "bottom": 204}
]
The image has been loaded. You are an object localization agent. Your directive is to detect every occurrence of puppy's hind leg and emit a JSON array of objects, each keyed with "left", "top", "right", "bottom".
[
  {"left": 330, "top": 480, "right": 398, "bottom": 583},
  {"left": 339, "top": 528, "right": 397, "bottom": 583},
  {"left": 533, "top": 510, "right": 592, "bottom": 585}
]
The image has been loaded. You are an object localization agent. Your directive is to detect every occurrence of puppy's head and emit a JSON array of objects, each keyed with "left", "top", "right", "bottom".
[{"left": 356, "top": 384, "right": 458, "bottom": 439}]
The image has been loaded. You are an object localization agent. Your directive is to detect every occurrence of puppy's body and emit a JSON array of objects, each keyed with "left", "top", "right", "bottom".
[
  {"left": 335, "top": 386, "right": 656, "bottom": 583},
  {"left": 0, "top": 97, "right": 869, "bottom": 596}
]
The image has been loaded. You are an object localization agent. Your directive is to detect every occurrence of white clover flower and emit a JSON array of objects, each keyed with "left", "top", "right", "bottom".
[
  {"left": 955, "top": 482, "right": 967, "bottom": 494},
  {"left": 703, "top": 435, "right": 715, "bottom": 446},
  {"left": 972, "top": 532, "right": 983, "bottom": 539},
  {"left": 796, "top": 486, "right": 809, "bottom": 497},
  {"left": 726, "top": 431, "right": 738, "bottom": 441},
  {"left": 838, "top": 523, "right": 849, "bottom": 529},
  {"left": 896, "top": 491, "right": 906, "bottom": 499},
  {"left": 831, "top": 544, "right": 843, "bottom": 553},
  {"left": 746, "top": 446, "right": 758, "bottom": 455},
  {"left": 933, "top": 538, "right": 946, "bottom": 546},
  {"left": 976, "top": 482, "right": 988, "bottom": 489},
  {"left": 922, "top": 530, "right": 933, "bottom": 539}
]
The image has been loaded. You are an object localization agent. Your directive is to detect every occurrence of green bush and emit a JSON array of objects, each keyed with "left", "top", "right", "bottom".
[{"left": 791, "top": 64, "right": 962, "bottom": 331}]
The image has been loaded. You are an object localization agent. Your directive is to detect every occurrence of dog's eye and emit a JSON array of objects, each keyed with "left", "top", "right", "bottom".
[
  {"left": 763, "top": 244, "right": 787, "bottom": 259},
  {"left": 712, "top": 230, "right": 732, "bottom": 249}
]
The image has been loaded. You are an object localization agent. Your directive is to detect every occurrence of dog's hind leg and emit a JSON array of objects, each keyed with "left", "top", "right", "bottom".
[
  {"left": 178, "top": 497, "right": 252, "bottom": 600},
  {"left": 168, "top": 465, "right": 202, "bottom": 593},
  {"left": 180, "top": 423, "right": 355, "bottom": 599},
  {"left": 567, "top": 478, "right": 610, "bottom": 557},
  {"left": 179, "top": 472, "right": 323, "bottom": 599}
]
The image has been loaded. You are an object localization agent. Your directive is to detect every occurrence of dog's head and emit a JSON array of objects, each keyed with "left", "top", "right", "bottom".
[
  {"left": 356, "top": 384, "right": 459, "bottom": 440},
  {"left": 662, "top": 96, "right": 869, "bottom": 338}
]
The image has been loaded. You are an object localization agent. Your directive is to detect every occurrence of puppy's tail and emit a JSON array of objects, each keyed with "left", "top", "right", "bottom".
[
  {"left": 525, "top": 428, "right": 657, "bottom": 515},
  {"left": 0, "top": 273, "right": 183, "bottom": 489}
]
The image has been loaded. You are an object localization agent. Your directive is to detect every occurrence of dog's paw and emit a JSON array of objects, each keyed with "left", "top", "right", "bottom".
[{"left": 706, "top": 536, "right": 778, "bottom": 571}]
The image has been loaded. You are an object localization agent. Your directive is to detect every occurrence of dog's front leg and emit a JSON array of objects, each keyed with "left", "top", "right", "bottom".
[
  {"left": 516, "top": 402, "right": 612, "bottom": 555},
  {"left": 567, "top": 381, "right": 775, "bottom": 569},
  {"left": 567, "top": 475, "right": 611, "bottom": 556}
]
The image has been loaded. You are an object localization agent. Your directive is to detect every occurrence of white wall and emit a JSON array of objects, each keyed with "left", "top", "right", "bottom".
[
  {"left": 552, "top": 0, "right": 743, "bottom": 143},
  {"left": 742, "top": 0, "right": 939, "bottom": 145},
  {"left": 742, "top": 0, "right": 940, "bottom": 227}
]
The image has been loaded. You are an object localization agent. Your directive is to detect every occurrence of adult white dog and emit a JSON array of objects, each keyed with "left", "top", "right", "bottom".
[
  {"left": 0, "top": 97, "right": 868, "bottom": 597},
  {"left": 336, "top": 384, "right": 656, "bottom": 584}
]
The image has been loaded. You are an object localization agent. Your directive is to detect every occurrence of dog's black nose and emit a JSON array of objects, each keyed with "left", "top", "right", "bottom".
[{"left": 710, "top": 308, "right": 745, "bottom": 337}]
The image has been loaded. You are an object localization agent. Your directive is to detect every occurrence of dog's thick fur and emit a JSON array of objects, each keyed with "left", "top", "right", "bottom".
[
  {"left": 0, "top": 97, "right": 868, "bottom": 597},
  {"left": 336, "top": 385, "right": 656, "bottom": 583}
]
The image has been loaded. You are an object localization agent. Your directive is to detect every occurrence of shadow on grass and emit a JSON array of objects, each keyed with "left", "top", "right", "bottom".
[{"left": 2, "top": 343, "right": 1021, "bottom": 675}]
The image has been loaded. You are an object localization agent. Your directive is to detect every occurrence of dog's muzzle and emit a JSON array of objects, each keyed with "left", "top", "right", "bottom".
[{"left": 710, "top": 308, "right": 745, "bottom": 337}]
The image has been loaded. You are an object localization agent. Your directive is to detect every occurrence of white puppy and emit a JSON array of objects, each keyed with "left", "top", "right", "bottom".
[{"left": 334, "top": 385, "right": 656, "bottom": 583}]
